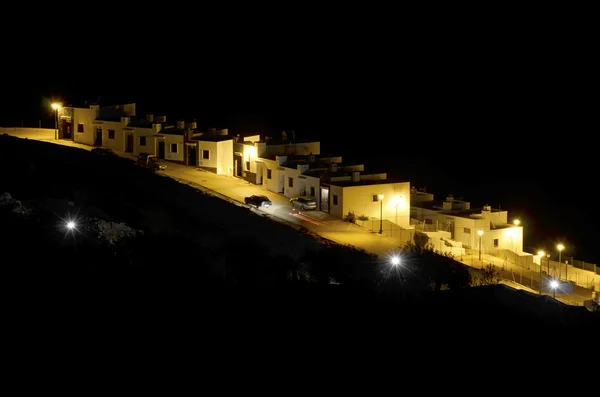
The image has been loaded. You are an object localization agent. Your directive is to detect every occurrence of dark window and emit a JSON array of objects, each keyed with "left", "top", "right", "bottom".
[
  {"left": 171, "top": 143, "right": 178, "bottom": 153},
  {"left": 464, "top": 227, "right": 471, "bottom": 234},
  {"left": 108, "top": 130, "right": 115, "bottom": 139},
  {"left": 373, "top": 195, "right": 378, "bottom": 202},
  {"left": 288, "top": 177, "right": 293, "bottom": 188},
  {"left": 494, "top": 238, "right": 499, "bottom": 248},
  {"left": 139, "top": 136, "right": 146, "bottom": 146},
  {"left": 246, "top": 161, "right": 250, "bottom": 171},
  {"left": 267, "top": 169, "right": 272, "bottom": 179},
  {"left": 77, "top": 123, "right": 84, "bottom": 133},
  {"left": 310, "top": 187, "right": 315, "bottom": 197},
  {"left": 333, "top": 195, "right": 338, "bottom": 205},
  {"left": 202, "top": 150, "right": 209, "bottom": 159}
]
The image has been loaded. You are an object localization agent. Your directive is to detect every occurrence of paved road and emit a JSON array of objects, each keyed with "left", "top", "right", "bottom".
[{"left": 5, "top": 130, "right": 597, "bottom": 305}]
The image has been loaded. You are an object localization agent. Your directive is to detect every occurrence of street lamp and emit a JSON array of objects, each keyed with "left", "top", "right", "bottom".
[
  {"left": 557, "top": 243, "right": 564, "bottom": 280},
  {"left": 513, "top": 219, "right": 520, "bottom": 265},
  {"left": 477, "top": 229, "right": 483, "bottom": 261},
  {"left": 537, "top": 250, "right": 545, "bottom": 295},
  {"left": 378, "top": 194, "right": 384, "bottom": 234},
  {"left": 51, "top": 103, "right": 61, "bottom": 140},
  {"left": 550, "top": 279, "right": 559, "bottom": 299},
  {"left": 391, "top": 256, "right": 400, "bottom": 267}
]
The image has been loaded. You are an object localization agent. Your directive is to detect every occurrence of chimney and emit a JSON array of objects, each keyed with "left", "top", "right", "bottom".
[
  {"left": 185, "top": 120, "right": 197, "bottom": 129},
  {"left": 352, "top": 171, "right": 360, "bottom": 182},
  {"left": 177, "top": 120, "right": 185, "bottom": 129},
  {"left": 209, "top": 127, "right": 217, "bottom": 136},
  {"left": 330, "top": 163, "right": 338, "bottom": 172},
  {"left": 146, "top": 114, "right": 154, "bottom": 122}
]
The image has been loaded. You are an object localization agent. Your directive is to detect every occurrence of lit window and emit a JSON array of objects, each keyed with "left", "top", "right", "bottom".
[
  {"left": 77, "top": 124, "right": 84, "bottom": 133},
  {"left": 202, "top": 150, "right": 209, "bottom": 159},
  {"left": 139, "top": 136, "right": 146, "bottom": 146},
  {"left": 108, "top": 130, "right": 115, "bottom": 139},
  {"left": 171, "top": 143, "right": 178, "bottom": 153}
]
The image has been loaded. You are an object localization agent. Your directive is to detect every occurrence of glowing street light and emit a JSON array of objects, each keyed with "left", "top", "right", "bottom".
[
  {"left": 66, "top": 221, "right": 76, "bottom": 230},
  {"left": 51, "top": 103, "right": 61, "bottom": 140},
  {"left": 378, "top": 194, "right": 384, "bottom": 234},
  {"left": 513, "top": 219, "right": 520, "bottom": 226},
  {"left": 557, "top": 243, "right": 565, "bottom": 280},
  {"left": 477, "top": 229, "right": 484, "bottom": 261},
  {"left": 550, "top": 279, "right": 559, "bottom": 299},
  {"left": 538, "top": 250, "right": 545, "bottom": 295},
  {"left": 391, "top": 256, "right": 400, "bottom": 267}
]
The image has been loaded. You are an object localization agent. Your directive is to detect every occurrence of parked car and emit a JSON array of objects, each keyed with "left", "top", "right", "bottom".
[
  {"left": 290, "top": 196, "right": 317, "bottom": 210},
  {"left": 136, "top": 152, "right": 167, "bottom": 171},
  {"left": 244, "top": 195, "right": 272, "bottom": 208}
]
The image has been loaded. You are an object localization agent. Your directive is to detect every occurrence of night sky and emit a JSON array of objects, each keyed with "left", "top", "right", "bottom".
[{"left": 2, "top": 9, "right": 596, "bottom": 264}]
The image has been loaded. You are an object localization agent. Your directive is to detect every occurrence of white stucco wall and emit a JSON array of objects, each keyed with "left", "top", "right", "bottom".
[
  {"left": 97, "top": 121, "right": 125, "bottom": 152},
  {"left": 216, "top": 140, "right": 233, "bottom": 175},
  {"left": 198, "top": 140, "right": 218, "bottom": 169},
  {"left": 329, "top": 182, "right": 411, "bottom": 226},
  {"left": 164, "top": 135, "right": 184, "bottom": 162},
  {"left": 133, "top": 128, "right": 156, "bottom": 156},
  {"left": 282, "top": 165, "right": 310, "bottom": 198},
  {"left": 260, "top": 158, "right": 280, "bottom": 193},
  {"left": 72, "top": 108, "right": 96, "bottom": 146},
  {"left": 304, "top": 176, "right": 320, "bottom": 204}
]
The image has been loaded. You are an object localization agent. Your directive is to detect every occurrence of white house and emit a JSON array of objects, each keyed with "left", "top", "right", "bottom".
[
  {"left": 328, "top": 177, "right": 411, "bottom": 228},
  {"left": 410, "top": 190, "right": 528, "bottom": 265},
  {"left": 58, "top": 102, "right": 165, "bottom": 156},
  {"left": 155, "top": 123, "right": 187, "bottom": 163},
  {"left": 192, "top": 133, "right": 234, "bottom": 175}
]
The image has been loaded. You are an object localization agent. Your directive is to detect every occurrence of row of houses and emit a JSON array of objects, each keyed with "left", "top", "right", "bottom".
[{"left": 56, "top": 100, "right": 524, "bottom": 259}]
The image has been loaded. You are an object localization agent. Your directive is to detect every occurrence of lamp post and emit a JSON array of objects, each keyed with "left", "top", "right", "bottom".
[
  {"left": 538, "top": 250, "right": 545, "bottom": 295},
  {"left": 513, "top": 219, "right": 520, "bottom": 264},
  {"left": 378, "top": 194, "right": 384, "bottom": 234},
  {"left": 51, "top": 103, "right": 60, "bottom": 140},
  {"left": 477, "top": 229, "right": 483, "bottom": 262},
  {"left": 557, "top": 243, "right": 564, "bottom": 280}
]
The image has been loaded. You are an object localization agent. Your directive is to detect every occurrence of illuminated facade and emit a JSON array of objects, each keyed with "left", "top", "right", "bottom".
[{"left": 410, "top": 190, "right": 524, "bottom": 255}]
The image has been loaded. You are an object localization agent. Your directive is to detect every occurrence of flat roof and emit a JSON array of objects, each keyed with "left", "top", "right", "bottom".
[
  {"left": 413, "top": 200, "right": 503, "bottom": 216},
  {"left": 261, "top": 138, "right": 319, "bottom": 145},
  {"left": 192, "top": 134, "right": 234, "bottom": 142},
  {"left": 330, "top": 178, "right": 406, "bottom": 187}
]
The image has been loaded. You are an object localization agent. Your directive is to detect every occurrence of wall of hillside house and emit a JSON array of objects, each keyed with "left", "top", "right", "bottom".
[
  {"left": 451, "top": 217, "right": 489, "bottom": 249},
  {"left": 304, "top": 176, "right": 320, "bottom": 204},
  {"left": 97, "top": 121, "right": 125, "bottom": 152},
  {"left": 198, "top": 140, "right": 218, "bottom": 172},
  {"left": 337, "top": 182, "right": 411, "bottom": 227},
  {"left": 282, "top": 165, "right": 310, "bottom": 198},
  {"left": 260, "top": 158, "right": 280, "bottom": 193},
  {"left": 164, "top": 135, "right": 184, "bottom": 162},
  {"left": 133, "top": 128, "right": 156, "bottom": 156},
  {"left": 263, "top": 141, "right": 320, "bottom": 157},
  {"left": 217, "top": 140, "right": 233, "bottom": 175},
  {"left": 330, "top": 185, "right": 344, "bottom": 218},
  {"left": 72, "top": 108, "right": 96, "bottom": 146}
]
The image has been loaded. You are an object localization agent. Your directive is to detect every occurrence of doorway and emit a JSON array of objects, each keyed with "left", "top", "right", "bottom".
[
  {"left": 188, "top": 145, "right": 197, "bottom": 166},
  {"left": 126, "top": 134, "right": 134, "bottom": 152},
  {"left": 95, "top": 128, "right": 102, "bottom": 146},
  {"left": 320, "top": 187, "right": 329, "bottom": 212},
  {"left": 158, "top": 141, "right": 165, "bottom": 159},
  {"left": 61, "top": 120, "right": 72, "bottom": 139}
]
